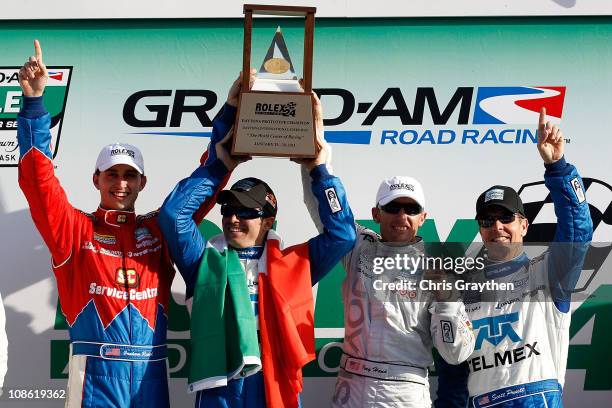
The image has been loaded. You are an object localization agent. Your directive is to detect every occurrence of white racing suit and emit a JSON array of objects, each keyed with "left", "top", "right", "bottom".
[
  {"left": 302, "top": 169, "right": 475, "bottom": 408},
  {"left": 460, "top": 158, "right": 593, "bottom": 408}
]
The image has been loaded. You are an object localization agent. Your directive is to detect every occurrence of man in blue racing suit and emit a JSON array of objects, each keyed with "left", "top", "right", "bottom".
[{"left": 158, "top": 73, "right": 356, "bottom": 408}]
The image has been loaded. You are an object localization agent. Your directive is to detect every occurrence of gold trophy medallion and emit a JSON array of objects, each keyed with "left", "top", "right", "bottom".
[{"left": 263, "top": 58, "right": 290, "bottom": 74}]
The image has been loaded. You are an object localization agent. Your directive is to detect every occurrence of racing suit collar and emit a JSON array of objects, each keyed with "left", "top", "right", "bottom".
[
  {"left": 483, "top": 252, "right": 530, "bottom": 279},
  {"left": 95, "top": 207, "right": 136, "bottom": 227},
  {"left": 233, "top": 246, "right": 265, "bottom": 260}
]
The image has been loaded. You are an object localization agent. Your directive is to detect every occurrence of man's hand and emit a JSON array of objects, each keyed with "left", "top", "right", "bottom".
[
  {"left": 226, "top": 69, "right": 256, "bottom": 107},
  {"left": 423, "top": 268, "right": 454, "bottom": 302},
  {"left": 18, "top": 40, "right": 48, "bottom": 97},
  {"left": 215, "top": 126, "right": 251, "bottom": 171},
  {"left": 537, "top": 107, "right": 564, "bottom": 164},
  {"left": 292, "top": 91, "right": 328, "bottom": 171}
]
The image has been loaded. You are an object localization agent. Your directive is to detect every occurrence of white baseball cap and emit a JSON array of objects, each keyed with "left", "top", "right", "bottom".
[
  {"left": 95, "top": 143, "right": 144, "bottom": 175},
  {"left": 376, "top": 176, "right": 426, "bottom": 209}
]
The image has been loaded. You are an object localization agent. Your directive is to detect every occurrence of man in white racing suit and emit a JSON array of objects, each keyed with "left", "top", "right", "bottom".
[
  {"left": 456, "top": 108, "right": 593, "bottom": 408},
  {"left": 303, "top": 170, "right": 475, "bottom": 407}
]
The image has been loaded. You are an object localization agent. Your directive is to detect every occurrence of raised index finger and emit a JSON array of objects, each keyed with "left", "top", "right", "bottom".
[
  {"left": 538, "top": 107, "right": 547, "bottom": 129},
  {"left": 34, "top": 39, "right": 43, "bottom": 61}
]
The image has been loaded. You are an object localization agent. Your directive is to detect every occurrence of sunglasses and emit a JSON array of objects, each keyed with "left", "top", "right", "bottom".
[
  {"left": 477, "top": 214, "right": 519, "bottom": 228},
  {"left": 220, "top": 204, "right": 264, "bottom": 220},
  {"left": 379, "top": 202, "right": 423, "bottom": 216}
]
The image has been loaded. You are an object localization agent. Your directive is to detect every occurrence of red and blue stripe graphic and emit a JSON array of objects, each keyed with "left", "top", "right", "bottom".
[
  {"left": 473, "top": 86, "right": 565, "bottom": 125},
  {"left": 48, "top": 71, "right": 64, "bottom": 81}
]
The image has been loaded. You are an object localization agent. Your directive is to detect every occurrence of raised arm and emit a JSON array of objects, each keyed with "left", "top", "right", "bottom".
[
  {"left": 538, "top": 107, "right": 593, "bottom": 243},
  {"left": 158, "top": 109, "right": 235, "bottom": 297},
  {"left": 158, "top": 72, "right": 255, "bottom": 295},
  {"left": 293, "top": 92, "right": 356, "bottom": 283},
  {"left": 191, "top": 71, "right": 255, "bottom": 224},
  {"left": 299, "top": 93, "right": 333, "bottom": 235},
  {"left": 17, "top": 40, "right": 77, "bottom": 267},
  {"left": 305, "top": 166, "right": 356, "bottom": 284},
  {"left": 536, "top": 108, "right": 593, "bottom": 312}
]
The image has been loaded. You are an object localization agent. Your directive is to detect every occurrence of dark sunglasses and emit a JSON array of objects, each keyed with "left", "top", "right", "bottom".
[
  {"left": 220, "top": 204, "right": 264, "bottom": 220},
  {"left": 379, "top": 202, "right": 423, "bottom": 216},
  {"left": 477, "top": 214, "right": 519, "bottom": 228}
]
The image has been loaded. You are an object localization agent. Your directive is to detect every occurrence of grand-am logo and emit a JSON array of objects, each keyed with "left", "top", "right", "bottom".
[
  {"left": 473, "top": 312, "right": 521, "bottom": 350},
  {"left": 0, "top": 67, "right": 72, "bottom": 167},
  {"left": 378, "top": 86, "right": 565, "bottom": 146},
  {"left": 124, "top": 86, "right": 565, "bottom": 146}
]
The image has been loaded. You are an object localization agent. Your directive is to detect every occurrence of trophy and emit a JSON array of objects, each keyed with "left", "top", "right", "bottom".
[{"left": 232, "top": 4, "right": 317, "bottom": 158}]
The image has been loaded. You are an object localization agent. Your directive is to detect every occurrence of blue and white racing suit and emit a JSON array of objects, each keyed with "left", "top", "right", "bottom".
[{"left": 461, "top": 158, "right": 593, "bottom": 408}]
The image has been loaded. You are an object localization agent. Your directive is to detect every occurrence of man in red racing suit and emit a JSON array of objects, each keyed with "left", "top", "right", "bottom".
[{"left": 16, "top": 40, "right": 218, "bottom": 407}]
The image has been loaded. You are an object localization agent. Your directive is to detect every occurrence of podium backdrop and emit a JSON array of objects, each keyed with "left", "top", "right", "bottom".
[{"left": 0, "top": 17, "right": 611, "bottom": 406}]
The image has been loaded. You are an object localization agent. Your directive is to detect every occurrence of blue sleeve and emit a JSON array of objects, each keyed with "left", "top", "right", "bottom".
[
  {"left": 202, "top": 104, "right": 236, "bottom": 166},
  {"left": 307, "top": 164, "right": 357, "bottom": 284},
  {"left": 17, "top": 96, "right": 52, "bottom": 159},
  {"left": 544, "top": 157, "right": 593, "bottom": 312},
  {"left": 159, "top": 104, "right": 235, "bottom": 297},
  {"left": 544, "top": 157, "right": 593, "bottom": 243},
  {"left": 19, "top": 96, "right": 47, "bottom": 119},
  {"left": 433, "top": 355, "right": 469, "bottom": 408},
  {"left": 159, "top": 160, "right": 228, "bottom": 298}
]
